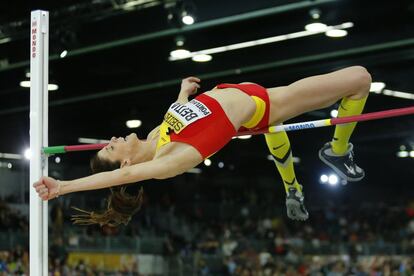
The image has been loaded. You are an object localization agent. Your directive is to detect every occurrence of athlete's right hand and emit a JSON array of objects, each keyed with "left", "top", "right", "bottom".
[
  {"left": 180, "top": 76, "right": 201, "bottom": 96},
  {"left": 33, "top": 176, "right": 60, "bottom": 201}
]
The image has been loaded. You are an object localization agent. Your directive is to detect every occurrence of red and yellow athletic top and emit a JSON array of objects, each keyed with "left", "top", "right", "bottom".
[{"left": 156, "top": 83, "right": 270, "bottom": 159}]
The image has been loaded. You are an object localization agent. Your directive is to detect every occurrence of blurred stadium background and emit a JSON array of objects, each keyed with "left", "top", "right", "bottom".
[{"left": 0, "top": 0, "right": 414, "bottom": 275}]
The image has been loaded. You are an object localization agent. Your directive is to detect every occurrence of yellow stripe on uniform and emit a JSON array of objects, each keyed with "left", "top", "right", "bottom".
[
  {"left": 156, "top": 122, "right": 171, "bottom": 151},
  {"left": 242, "top": 96, "right": 266, "bottom": 129}
]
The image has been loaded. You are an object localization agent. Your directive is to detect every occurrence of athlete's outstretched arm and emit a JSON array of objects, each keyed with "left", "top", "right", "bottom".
[{"left": 33, "top": 148, "right": 201, "bottom": 201}]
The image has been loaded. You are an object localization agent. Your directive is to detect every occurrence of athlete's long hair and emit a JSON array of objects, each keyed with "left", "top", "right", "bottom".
[{"left": 70, "top": 154, "right": 144, "bottom": 227}]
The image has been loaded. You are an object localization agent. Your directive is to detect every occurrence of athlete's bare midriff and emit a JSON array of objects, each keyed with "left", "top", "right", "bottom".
[{"left": 204, "top": 87, "right": 256, "bottom": 128}]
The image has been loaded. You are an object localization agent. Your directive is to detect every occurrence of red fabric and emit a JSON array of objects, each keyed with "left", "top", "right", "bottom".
[
  {"left": 169, "top": 94, "right": 237, "bottom": 159},
  {"left": 216, "top": 83, "right": 270, "bottom": 130},
  {"left": 168, "top": 83, "right": 270, "bottom": 158}
]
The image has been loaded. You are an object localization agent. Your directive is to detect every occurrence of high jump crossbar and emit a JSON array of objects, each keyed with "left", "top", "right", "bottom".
[
  {"left": 29, "top": 10, "right": 49, "bottom": 276},
  {"left": 43, "top": 105, "right": 414, "bottom": 154}
]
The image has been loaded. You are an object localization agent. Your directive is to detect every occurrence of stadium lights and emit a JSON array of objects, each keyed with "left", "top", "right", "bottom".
[
  {"left": 192, "top": 54, "right": 212, "bottom": 62},
  {"left": 24, "top": 149, "right": 31, "bottom": 160},
  {"left": 397, "top": 145, "right": 410, "bottom": 158},
  {"left": 186, "top": 168, "right": 202, "bottom": 174},
  {"left": 305, "top": 22, "right": 327, "bottom": 32},
  {"left": 382, "top": 89, "right": 414, "bottom": 100},
  {"left": 0, "top": 162, "right": 13, "bottom": 169},
  {"left": 204, "top": 159, "right": 212, "bottom": 166},
  {"left": 328, "top": 174, "right": 339, "bottom": 185},
  {"left": 0, "top": 37, "right": 11, "bottom": 44},
  {"left": 320, "top": 174, "right": 329, "bottom": 183},
  {"left": 397, "top": 151, "right": 409, "bottom": 158},
  {"left": 119, "top": 0, "right": 150, "bottom": 10},
  {"left": 306, "top": 8, "right": 347, "bottom": 38},
  {"left": 320, "top": 173, "right": 339, "bottom": 186},
  {"left": 237, "top": 135, "right": 252, "bottom": 140},
  {"left": 370, "top": 82, "right": 386, "bottom": 93},
  {"left": 182, "top": 12, "right": 194, "bottom": 25},
  {"left": 20, "top": 80, "right": 59, "bottom": 91},
  {"left": 170, "top": 49, "right": 191, "bottom": 59},
  {"left": 126, "top": 119, "right": 142, "bottom": 128},
  {"left": 175, "top": 36, "right": 185, "bottom": 47},
  {"left": 0, "top": 153, "right": 22, "bottom": 159},
  {"left": 169, "top": 22, "right": 354, "bottom": 61},
  {"left": 60, "top": 50, "right": 68, "bottom": 58},
  {"left": 180, "top": 2, "right": 196, "bottom": 25},
  {"left": 370, "top": 82, "right": 414, "bottom": 100},
  {"left": 305, "top": 9, "right": 327, "bottom": 31},
  {"left": 325, "top": 29, "right": 348, "bottom": 38},
  {"left": 48, "top": 84, "right": 59, "bottom": 91},
  {"left": 396, "top": 145, "right": 414, "bottom": 158},
  {"left": 169, "top": 36, "right": 192, "bottom": 60}
]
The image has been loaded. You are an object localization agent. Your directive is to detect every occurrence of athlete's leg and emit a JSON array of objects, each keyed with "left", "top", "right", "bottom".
[
  {"left": 231, "top": 82, "right": 309, "bottom": 219},
  {"left": 265, "top": 131, "right": 298, "bottom": 193},
  {"left": 330, "top": 96, "right": 368, "bottom": 155},
  {"left": 266, "top": 66, "right": 371, "bottom": 124},
  {"left": 266, "top": 66, "right": 371, "bottom": 181},
  {"left": 264, "top": 131, "right": 308, "bottom": 220}
]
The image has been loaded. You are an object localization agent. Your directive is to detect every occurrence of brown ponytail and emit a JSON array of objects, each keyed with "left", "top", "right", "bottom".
[{"left": 70, "top": 154, "right": 144, "bottom": 227}]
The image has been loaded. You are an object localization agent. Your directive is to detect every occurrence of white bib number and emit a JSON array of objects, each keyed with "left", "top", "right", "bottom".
[{"left": 164, "top": 99, "right": 212, "bottom": 133}]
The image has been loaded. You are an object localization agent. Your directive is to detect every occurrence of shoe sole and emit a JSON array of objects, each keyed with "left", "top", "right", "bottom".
[
  {"left": 318, "top": 150, "right": 365, "bottom": 182},
  {"left": 286, "top": 199, "right": 309, "bottom": 221}
]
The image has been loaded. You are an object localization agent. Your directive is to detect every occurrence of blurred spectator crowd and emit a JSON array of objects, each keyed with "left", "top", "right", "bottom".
[{"left": 0, "top": 183, "right": 414, "bottom": 275}]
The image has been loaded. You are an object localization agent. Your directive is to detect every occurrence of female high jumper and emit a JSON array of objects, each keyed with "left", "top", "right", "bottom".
[{"left": 34, "top": 66, "right": 371, "bottom": 224}]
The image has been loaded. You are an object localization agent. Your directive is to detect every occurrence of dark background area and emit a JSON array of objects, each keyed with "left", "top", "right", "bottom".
[{"left": 0, "top": 0, "right": 413, "bottom": 190}]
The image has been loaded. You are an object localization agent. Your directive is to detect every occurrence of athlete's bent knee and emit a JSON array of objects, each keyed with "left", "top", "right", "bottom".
[
  {"left": 350, "top": 66, "right": 372, "bottom": 88},
  {"left": 348, "top": 66, "right": 372, "bottom": 97}
]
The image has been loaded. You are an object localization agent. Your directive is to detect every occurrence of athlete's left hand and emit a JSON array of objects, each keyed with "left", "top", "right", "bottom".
[
  {"left": 180, "top": 77, "right": 200, "bottom": 96},
  {"left": 33, "top": 176, "right": 60, "bottom": 201}
]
